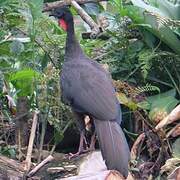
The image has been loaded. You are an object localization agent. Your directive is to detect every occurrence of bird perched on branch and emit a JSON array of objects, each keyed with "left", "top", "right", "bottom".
[{"left": 50, "top": 6, "right": 130, "bottom": 178}]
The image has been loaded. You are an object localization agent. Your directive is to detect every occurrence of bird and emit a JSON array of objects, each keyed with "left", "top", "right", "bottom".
[{"left": 50, "top": 6, "right": 130, "bottom": 178}]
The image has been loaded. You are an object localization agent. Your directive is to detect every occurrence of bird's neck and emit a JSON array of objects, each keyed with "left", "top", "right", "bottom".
[{"left": 65, "top": 21, "right": 84, "bottom": 61}]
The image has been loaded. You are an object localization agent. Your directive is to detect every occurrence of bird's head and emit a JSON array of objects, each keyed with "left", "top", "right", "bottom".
[{"left": 50, "top": 6, "right": 73, "bottom": 31}]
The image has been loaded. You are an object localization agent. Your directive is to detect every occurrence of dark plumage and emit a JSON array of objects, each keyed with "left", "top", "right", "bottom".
[{"left": 51, "top": 7, "right": 130, "bottom": 177}]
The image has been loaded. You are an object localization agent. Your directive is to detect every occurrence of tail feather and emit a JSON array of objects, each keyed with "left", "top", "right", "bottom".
[{"left": 94, "top": 120, "right": 130, "bottom": 178}]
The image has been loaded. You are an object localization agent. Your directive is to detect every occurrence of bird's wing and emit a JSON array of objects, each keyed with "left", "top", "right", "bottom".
[{"left": 69, "top": 65, "right": 119, "bottom": 121}]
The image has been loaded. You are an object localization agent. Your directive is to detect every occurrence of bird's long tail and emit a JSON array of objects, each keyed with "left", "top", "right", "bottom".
[{"left": 94, "top": 120, "right": 130, "bottom": 178}]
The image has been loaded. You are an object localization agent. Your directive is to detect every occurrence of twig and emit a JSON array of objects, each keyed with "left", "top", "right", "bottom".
[
  {"left": 149, "top": 147, "right": 166, "bottom": 174},
  {"left": 38, "top": 113, "right": 48, "bottom": 163},
  {"left": 134, "top": 110, "right": 154, "bottom": 129},
  {"left": 24, "top": 111, "right": 39, "bottom": 172},
  {"left": 130, "top": 133, "right": 145, "bottom": 161},
  {"left": 43, "top": 0, "right": 106, "bottom": 12},
  {"left": 71, "top": 0, "right": 100, "bottom": 36},
  {"left": 166, "top": 123, "right": 180, "bottom": 138},
  {"left": 27, "top": 155, "right": 54, "bottom": 177},
  {"left": 50, "top": 144, "right": 57, "bottom": 155},
  {"left": 168, "top": 166, "right": 180, "bottom": 180},
  {"left": 164, "top": 65, "right": 180, "bottom": 96},
  {"left": 44, "top": 0, "right": 102, "bottom": 36}
]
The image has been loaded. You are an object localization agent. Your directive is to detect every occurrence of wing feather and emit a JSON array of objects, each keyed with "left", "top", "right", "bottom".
[{"left": 70, "top": 65, "right": 118, "bottom": 120}]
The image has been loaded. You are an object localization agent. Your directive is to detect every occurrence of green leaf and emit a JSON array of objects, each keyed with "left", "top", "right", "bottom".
[
  {"left": 172, "top": 138, "right": 180, "bottom": 158},
  {"left": 128, "top": 40, "right": 144, "bottom": 53},
  {"left": 147, "top": 89, "right": 179, "bottom": 113},
  {"left": 137, "top": 101, "right": 150, "bottom": 110},
  {"left": 124, "top": 3, "right": 180, "bottom": 54},
  {"left": 148, "top": 89, "right": 176, "bottom": 101},
  {"left": 138, "top": 89, "right": 179, "bottom": 111},
  {"left": 130, "top": 0, "right": 180, "bottom": 19},
  {"left": 28, "top": 0, "right": 43, "bottom": 20},
  {"left": 9, "top": 69, "right": 39, "bottom": 81},
  {"left": 0, "top": 71, "right": 4, "bottom": 92},
  {"left": 117, "top": 92, "right": 138, "bottom": 110},
  {"left": 7, "top": 148, "right": 16, "bottom": 158},
  {"left": 9, "top": 69, "right": 40, "bottom": 96},
  {"left": 0, "top": 41, "right": 11, "bottom": 55},
  {"left": 141, "top": 29, "right": 157, "bottom": 48},
  {"left": 54, "top": 130, "right": 64, "bottom": 144},
  {"left": 110, "top": 0, "right": 123, "bottom": 11},
  {"left": 82, "top": 3, "right": 100, "bottom": 16},
  {"left": 0, "top": 147, "right": 16, "bottom": 158}
]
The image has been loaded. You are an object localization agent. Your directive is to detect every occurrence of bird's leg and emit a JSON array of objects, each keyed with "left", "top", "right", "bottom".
[
  {"left": 68, "top": 130, "right": 89, "bottom": 159},
  {"left": 69, "top": 130, "right": 96, "bottom": 159},
  {"left": 89, "top": 132, "right": 96, "bottom": 151},
  {"left": 81, "top": 131, "right": 88, "bottom": 150},
  {"left": 79, "top": 130, "right": 87, "bottom": 152},
  {"left": 68, "top": 111, "right": 88, "bottom": 159},
  {"left": 87, "top": 118, "right": 96, "bottom": 151}
]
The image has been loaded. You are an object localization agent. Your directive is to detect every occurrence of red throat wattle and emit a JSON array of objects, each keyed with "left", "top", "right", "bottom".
[{"left": 58, "top": 19, "right": 67, "bottom": 31}]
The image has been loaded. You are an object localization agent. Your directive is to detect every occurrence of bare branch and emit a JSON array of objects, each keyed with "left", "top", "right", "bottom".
[
  {"left": 130, "top": 133, "right": 146, "bottom": 161},
  {"left": 28, "top": 155, "right": 54, "bottom": 177},
  {"left": 71, "top": 0, "right": 101, "bottom": 36},
  {"left": 24, "top": 111, "right": 39, "bottom": 172},
  {"left": 155, "top": 104, "right": 180, "bottom": 130},
  {"left": 43, "top": 0, "right": 106, "bottom": 12},
  {"left": 43, "top": 0, "right": 104, "bottom": 37}
]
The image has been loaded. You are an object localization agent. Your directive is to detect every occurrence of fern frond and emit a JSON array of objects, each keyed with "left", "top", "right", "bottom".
[
  {"left": 138, "top": 49, "right": 155, "bottom": 79},
  {"left": 135, "top": 83, "right": 160, "bottom": 94},
  {"left": 145, "top": 11, "right": 180, "bottom": 28}
]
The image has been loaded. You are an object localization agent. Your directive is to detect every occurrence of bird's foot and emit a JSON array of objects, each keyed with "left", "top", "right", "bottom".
[
  {"left": 68, "top": 149, "right": 88, "bottom": 159},
  {"left": 68, "top": 144, "right": 96, "bottom": 159}
]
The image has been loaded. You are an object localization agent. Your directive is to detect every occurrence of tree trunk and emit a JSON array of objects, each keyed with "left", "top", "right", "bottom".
[{"left": 15, "top": 96, "right": 29, "bottom": 160}]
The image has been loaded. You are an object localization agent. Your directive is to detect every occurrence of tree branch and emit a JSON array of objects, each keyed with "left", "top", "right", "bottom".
[
  {"left": 24, "top": 111, "right": 39, "bottom": 172},
  {"left": 43, "top": 0, "right": 106, "bottom": 12},
  {"left": 71, "top": 0, "right": 101, "bottom": 36},
  {"left": 28, "top": 155, "right": 54, "bottom": 177},
  {"left": 43, "top": 0, "right": 105, "bottom": 37}
]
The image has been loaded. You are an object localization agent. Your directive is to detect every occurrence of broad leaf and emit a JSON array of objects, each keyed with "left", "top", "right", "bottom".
[
  {"left": 172, "top": 138, "right": 180, "bottom": 158},
  {"left": 9, "top": 69, "right": 40, "bottom": 96},
  {"left": 147, "top": 89, "right": 179, "bottom": 113},
  {"left": 130, "top": 0, "right": 180, "bottom": 19},
  {"left": 28, "top": 0, "right": 43, "bottom": 20},
  {"left": 124, "top": 5, "right": 180, "bottom": 54}
]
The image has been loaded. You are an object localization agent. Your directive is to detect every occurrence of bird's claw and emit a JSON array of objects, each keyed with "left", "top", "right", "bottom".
[{"left": 67, "top": 150, "right": 87, "bottom": 159}]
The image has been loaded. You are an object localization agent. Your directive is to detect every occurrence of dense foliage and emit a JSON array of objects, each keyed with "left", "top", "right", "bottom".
[{"left": 0, "top": 0, "right": 179, "bottom": 179}]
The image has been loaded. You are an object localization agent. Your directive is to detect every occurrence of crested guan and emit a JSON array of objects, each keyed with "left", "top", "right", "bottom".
[{"left": 50, "top": 7, "right": 130, "bottom": 178}]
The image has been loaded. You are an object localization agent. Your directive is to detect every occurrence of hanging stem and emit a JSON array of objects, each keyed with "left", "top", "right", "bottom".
[{"left": 164, "top": 65, "right": 180, "bottom": 96}]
